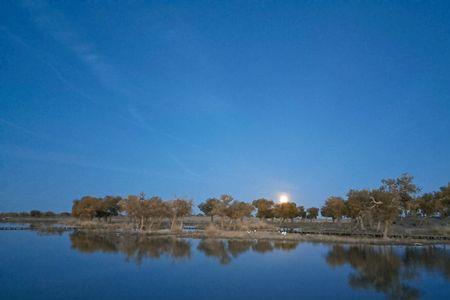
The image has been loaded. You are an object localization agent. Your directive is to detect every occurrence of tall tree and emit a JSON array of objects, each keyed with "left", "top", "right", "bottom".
[
  {"left": 373, "top": 174, "right": 420, "bottom": 238},
  {"left": 438, "top": 183, "right": 450, "bottom": 216},
  {"left": 380, "top": 173, "right": 420, "bottom": 216},
  {"left": 297, "top": 205, "right": 306, "bottom": 219},
  {"left": 346, "top": 189, "right": 373, "bottom": 230},
  {"left": 273, "top": 202, "right": 298, "bottom": 223},
  {"left": 101, "top": 196, "right": 122, "bottom": 222},
  {"left": 120, "top": 194, "right": 146, "bottom": 229},
  {"left": 72, "top": 196, "right": 102, "bottom": 220},
  {"left": 168, "top": 198, "right": 192, "bottom": 231},
  {"left": 321, "top": 196, "right": 347, "bottom": 222},
  {"left": 198, "top": 198, "right": 221, "bottom": 222},
  {"left": 217, "top": 194, "right": 234, "bottom": 228},
  {"left": 146, "top": 196, "right": 169, "bottom": 229},
  {"left": 252, "top": 198, "right": 274, "bottom": 220},
  {"left": 306, "top": 207, "right": 319, "bottom": 221},
  {"left": 226, "top": 201, "right": 254, "bottom": 226},
  {"left": 416, "top": 193, "right": 442, "bottom": 218}
]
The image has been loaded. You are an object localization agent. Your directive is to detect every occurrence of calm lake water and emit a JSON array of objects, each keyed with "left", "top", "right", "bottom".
[{"left": 1, "top": 228, "right": 450, "bottom": 300}]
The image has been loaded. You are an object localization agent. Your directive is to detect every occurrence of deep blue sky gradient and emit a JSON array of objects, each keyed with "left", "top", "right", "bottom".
[{"left": 1, "top": 1, "right": 450, "bottom": 211}]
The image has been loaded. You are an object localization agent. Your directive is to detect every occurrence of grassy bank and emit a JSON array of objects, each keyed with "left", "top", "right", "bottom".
[
  {"left": 2, "top": 216, "right": 450, "bottom": 245},
  {"left": 66, "top": 227, "right": 448, "bottom": 246}
]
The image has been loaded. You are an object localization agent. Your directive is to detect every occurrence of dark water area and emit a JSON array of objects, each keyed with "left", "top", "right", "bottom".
[{"left": 1, "top": 229, "right": 450, "bottom": 300}]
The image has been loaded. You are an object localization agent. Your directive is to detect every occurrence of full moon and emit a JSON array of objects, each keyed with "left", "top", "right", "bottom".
[{"left": 279, "top": 195, "right": 289, "bottom": 203}]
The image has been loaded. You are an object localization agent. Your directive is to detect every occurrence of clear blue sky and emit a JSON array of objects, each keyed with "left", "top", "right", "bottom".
[{"left": 1, "top": 1, "right": 450, "bottom": 212}]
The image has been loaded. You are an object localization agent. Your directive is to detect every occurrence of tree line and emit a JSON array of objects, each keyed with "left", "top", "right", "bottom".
[
  {"left": 320, "top": 174, "right": 450, "bottom": 238},
  {"left": 0, "top": 211, "right": 70, "bottom": 218},
  {"left": 70, "top": 193, "right": 320, "bottom": 230},
  {"left": 198, "top": 195, "right": 319, "bottom": 227},
  {"left": 71, "top": 193, "right": 193, "bottom": 231},
  {"left": 68, "top": 173, "right": 450, "bottom": 238}
]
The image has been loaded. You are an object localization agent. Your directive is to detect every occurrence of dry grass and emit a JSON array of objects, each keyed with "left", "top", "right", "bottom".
[
  {"left": 204, "top": 223, "right": 218, "bottom": 237},
  {"left": 182, "top": 230, "right": 448, "bottom": 245},
  {"left": 3, "top": 215, "right": 450, "bottom": 245}
]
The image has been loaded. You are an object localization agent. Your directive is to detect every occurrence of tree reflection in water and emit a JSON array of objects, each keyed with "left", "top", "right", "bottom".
[
  {"left": 197, "top": 239, "right": 300, "bottom": 265},
  {"left": 326, "top": 245, "right": 450, "bottom": 300},
  {"left": 403, "top": 247, "right": 450, "bottom": 281},
  {"left": 70, "top": 232, "right": 191, "bottom": 265},
  {"left": 69, "top": 231, "right": 450, "bottom": 300},
  {"left": 69, "top": 232, "right": 300, "bottom": 266}
]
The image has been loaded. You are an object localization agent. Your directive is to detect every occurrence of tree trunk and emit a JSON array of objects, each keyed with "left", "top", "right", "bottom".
[
  {"left": 140, "top": 216, "right": 145, "bottom": 231},
  {"left": 368, "top": 218, "right": 373, "bottom": 230},
  {"left": 155, "top": 218, "right": 162, "bottom": 230},
  {"left": 383, "top": 220, "right": 390, "bottom": 239},
  {"left": 171, "top": 217, "right": 177, "bottom": 231},
  {"left": 358, "top": 216, "right": 365, "bottom": 230},
  {"left": 210, "top": 215, "right": 214, "bottom": 223},
  {"left": 377, "top": 220, "right": 381, "bottom": 232},
  {"left": 149, "top": 219, "right": 154, "bottom": 230}
]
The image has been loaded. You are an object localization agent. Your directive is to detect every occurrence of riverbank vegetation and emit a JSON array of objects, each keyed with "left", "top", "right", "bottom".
[
  {"left": 1, "top": 174, "right": 449, "bottom": 240},
  {"left": 0, "top": 211, "right": 70, "bottom": 218}
]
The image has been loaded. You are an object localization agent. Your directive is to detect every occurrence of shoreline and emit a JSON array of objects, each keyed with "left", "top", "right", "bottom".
[
  {"left": 65, "top": 228, "right": 450, "bottom": 246},
  {"left": 2, "top": 217, "right": 450, "bottom": 246}
]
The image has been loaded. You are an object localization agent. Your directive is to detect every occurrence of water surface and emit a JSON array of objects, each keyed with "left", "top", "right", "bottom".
[{"left": 1, "top": 229, "right": 450, "bottom": 300}]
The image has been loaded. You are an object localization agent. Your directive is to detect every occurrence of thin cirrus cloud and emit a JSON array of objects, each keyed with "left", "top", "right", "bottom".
[
  {"left": 168, "top": 153, "right": 203, "bottom": 179},
  {"left": 0, "top": 117, "right": 55, "bottom": 144},
  {"left": 19, "top": 0, "right": 126, "bottom": 95},
  {"left": 0, "top": 115, "right": 209, "bottom": 184},
  {"left": 13, "top": 0, "right": 244, "bottom": 186},
  {"left": 0, "top": 26, "right": 97, "bottom": 104},
  {"left": 127, "top": 104, "right": 210, "bottom": 152},
  {"left": 19, "top": 1, "right": 210, "bottom": 146},
  {"left": 0, "top": 144, "right": 198, "bottom": 183}
]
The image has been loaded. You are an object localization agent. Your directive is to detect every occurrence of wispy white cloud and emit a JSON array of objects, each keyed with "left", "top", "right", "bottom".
[
  {"left": 15, "top": 0, "right": 214, "bottom": 178},
  {"left": 19, "top": 0, "right": 127, "bottom": 95},
  {"left": 127, "top": 105, "right": 157, "bottom": 133},
  {"left": 0, "top": 26, "right": 97, "bottom": 104},
  {"left": 18, "top": 2, "right": 197, "bottom": 142},
  {"left": 0, "top": 144, "right": 206, "bottom": 183},
  {"left": 0, "top": 117, "right": 55, "bottom": 143},
  {"left": 127, "top": 104, "right": 212, "bottom": 153},
  {"left": 168, "top": 153, "right": 203, "bottom": 179}
]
